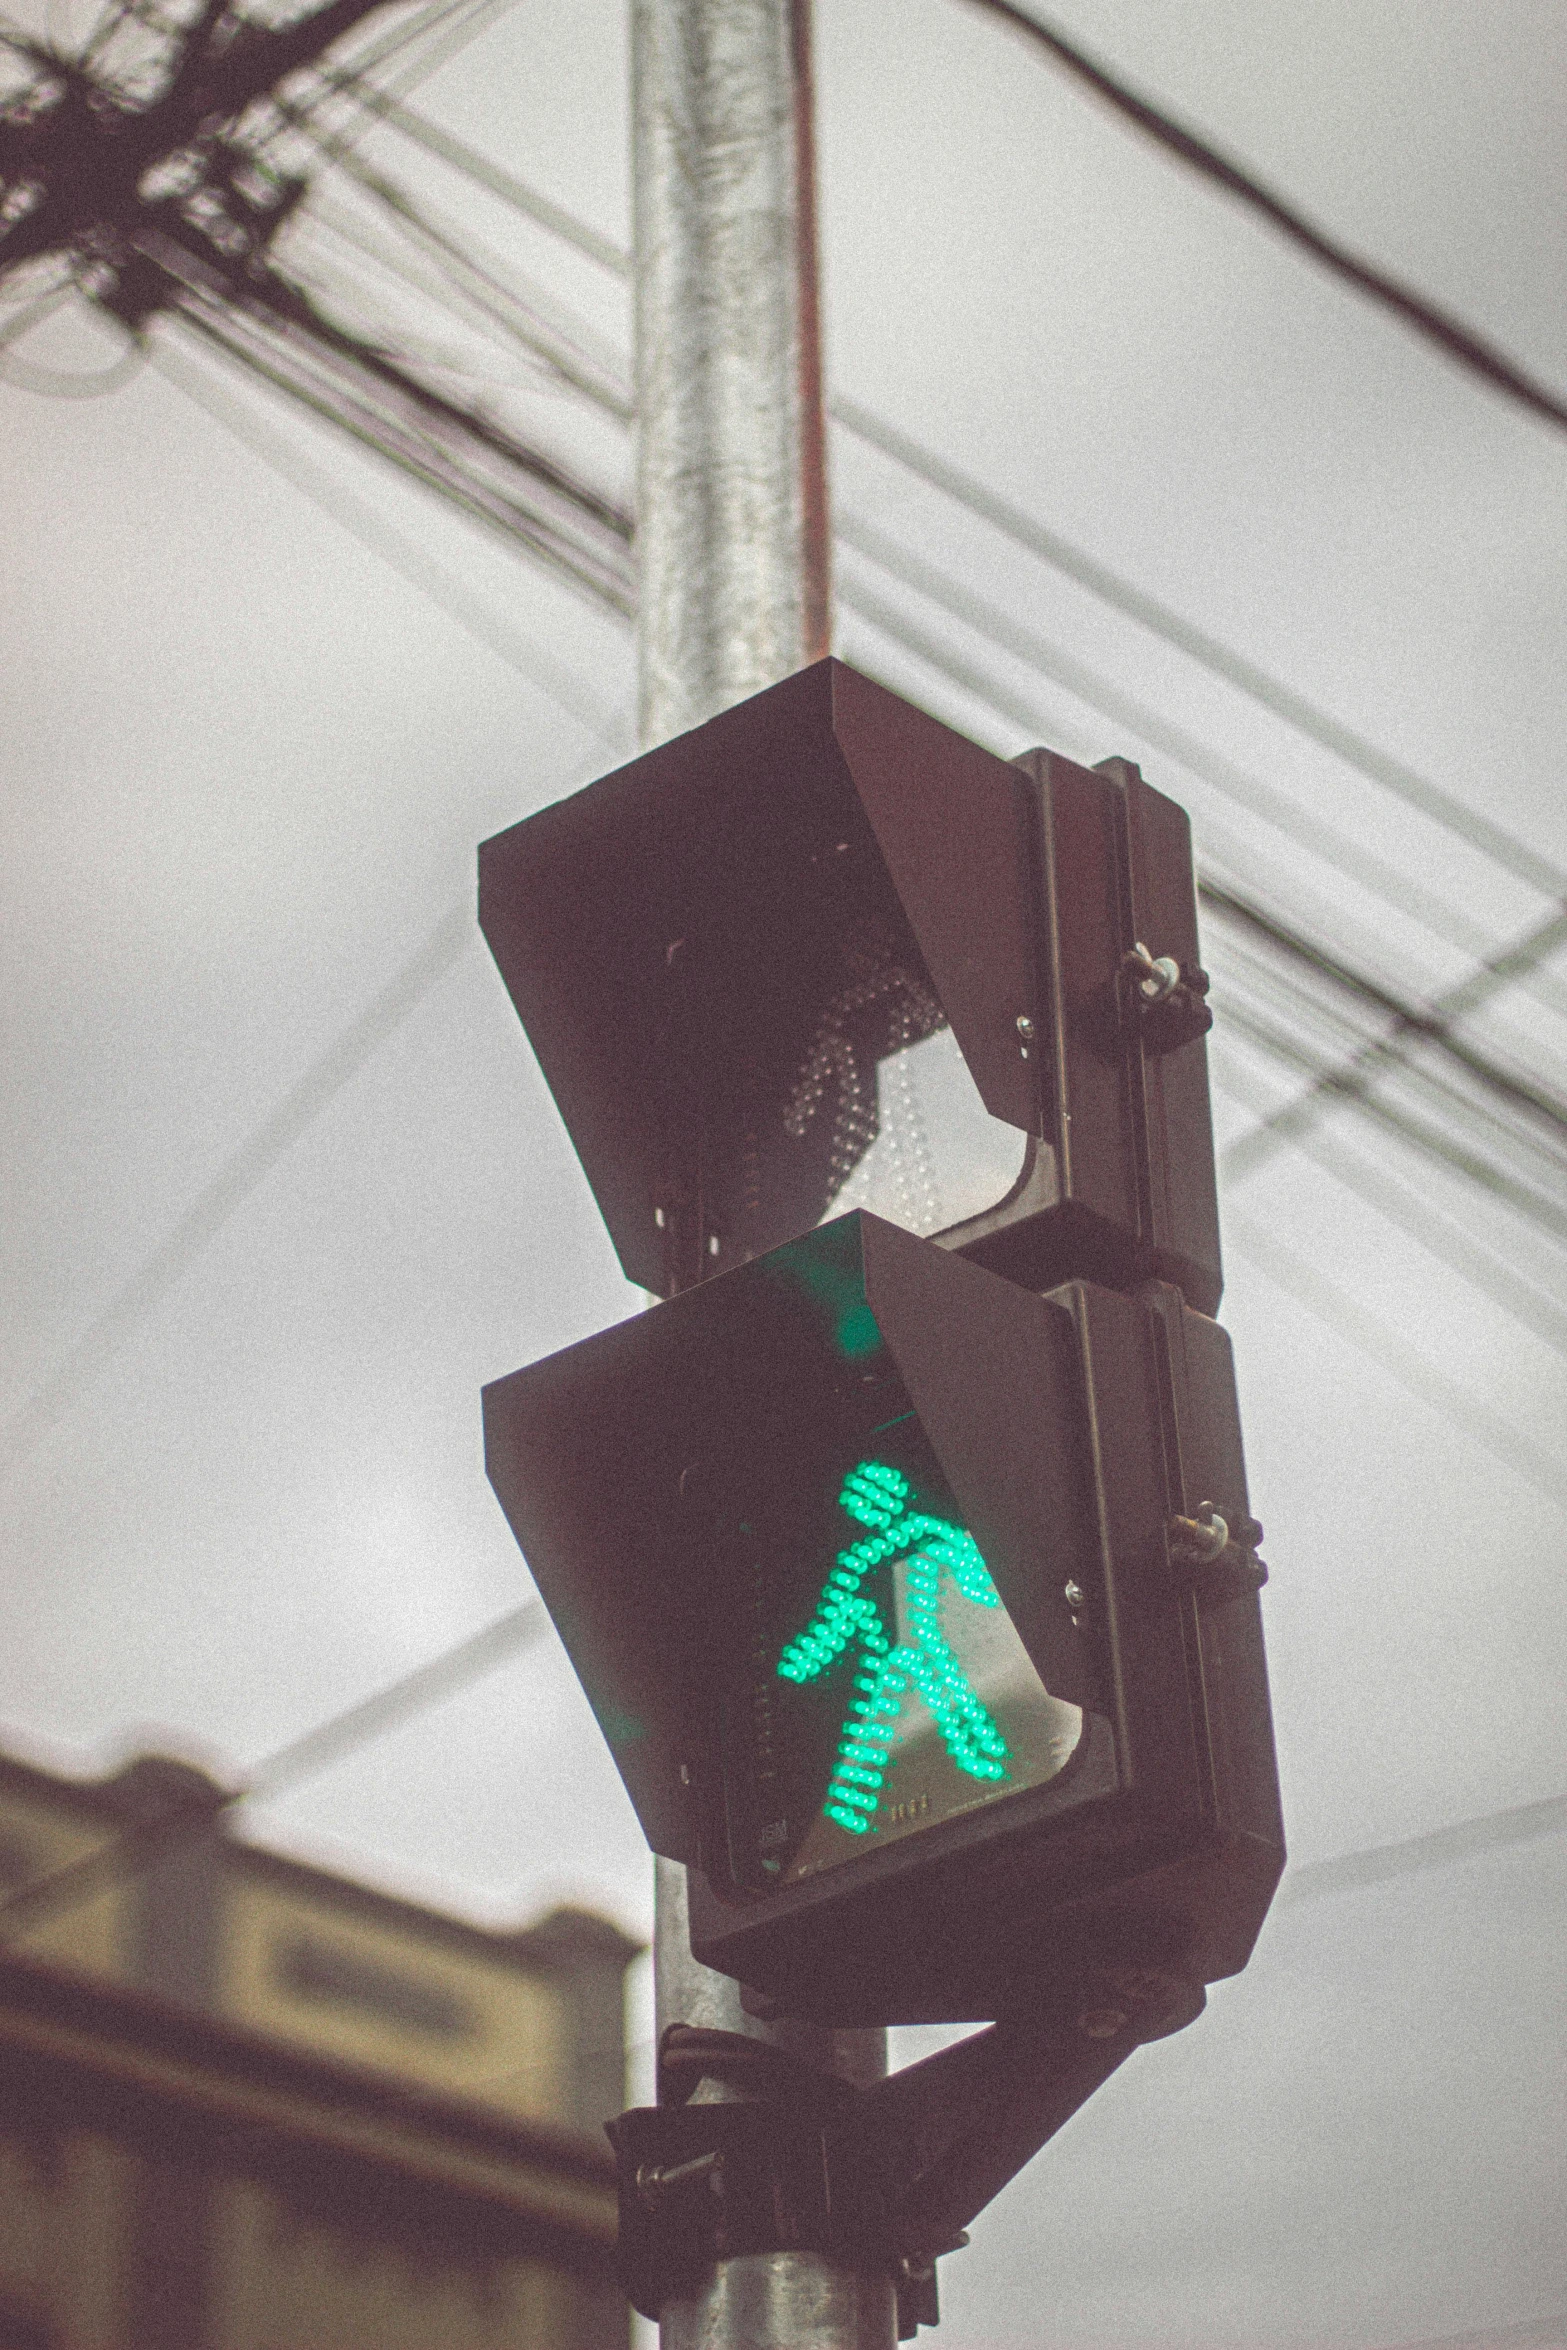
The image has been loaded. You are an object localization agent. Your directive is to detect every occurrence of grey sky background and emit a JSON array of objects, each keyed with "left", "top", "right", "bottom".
[{"left": 2, "top": 2, "right": 1565, "bottom": 2343}]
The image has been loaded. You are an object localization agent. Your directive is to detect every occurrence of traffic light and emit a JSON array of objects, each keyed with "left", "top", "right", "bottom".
[
  {"left": 478, "top": 659, "right": 1282, "bottom": 2029},
  {"left": 483, "top": 1206, "right": 1280, "bottom": 2025},
  {"left": 479, "top": 658, "right": 1221, "bottom": 1312}
]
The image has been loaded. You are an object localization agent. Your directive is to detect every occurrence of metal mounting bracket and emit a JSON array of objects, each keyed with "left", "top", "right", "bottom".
[{"left": 607, "top": 1966, "right": 1205, "bottom": 2335}]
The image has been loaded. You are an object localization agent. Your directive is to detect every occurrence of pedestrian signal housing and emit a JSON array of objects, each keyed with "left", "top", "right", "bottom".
[
  {"left": 482, "top": 1212, "right": 1282, "bottom": 2025},
  {"left": 479, "top": 659, "right": 1221, "bottom": 1312}
]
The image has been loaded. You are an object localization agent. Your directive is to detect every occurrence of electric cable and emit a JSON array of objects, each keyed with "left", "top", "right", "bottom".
[
  {"left": 286, "top": 0, "right": 522, "bottom": 168},
  {"left": 0, "top": 902, "right": 475, "bottom": 1478},
  {"left": 1214, "top": 940, "right": 1567, "bottom": 1198},
  {"left": 1206, "top": 882, "right": 1567, "bottom": 1159},
  {"left": 832, "top": 397, "right": 1567, "bottom": 909},
  {"left": 835, "top": 566, "right": 1567, "bottom": 1146},
  {"left": 1215, "top": 996, "right": 1567, "bottom": 1248},
  {"left": 0, "top": 700, "right": 634, "bottom": 1487},
  {"left": 15, "top": 4, "right": 1567, "bottom": 1522},
  {"left": 152, "top": 331, "right": 623, "bottom": 733},
  {"left": 1221, "top": 1205, "right": 1566, "bottom": 1506},
  {"left": 0, "top": 274, "right": 73, "bottom": 348},
  {"left": 1216, "top": 1057, "right": 1567, "bottom": 1312},
  {"left": 195, "top": 246, "right": 631, "bottom": 537},
  {"left": 79, "top": 0, "right": 136, "bottom": 67},
  {"left": 306, "top": 62, "right": 630, "bottom": 277},
  {"left": 1210, "top": 929, "right": 1567, "bottom": 1206},
  {"left": 169, "top": 293, "right": 634, "bottom": 613},
  {"left": 0, "top": 1596, "right": 551, "bottom": 1945},
  {"left": 6, "top": 0, "right": 1559, "bottom": 2002},
  {"left": 0, "top": 317, "right": 144, "bottom": 394},
  {"left": 282, "top": 73, "right": 1567, "bottom": 1120},
  {"left": 1210, "top": 1061, "right": 1567, "bottom": 1356},
  {"left": 836, "top": 516, "right": 1519, "bottom": 975},
  {"left": 270, "top": 89, "right": 1567, "bottom": 930},
  {"left": 276, "top": 116, "right": 633, "bottom": 416},
  {"left": 836, "top": 584, "right": 1567, "bottom": 1407},
  {"left": 1278, "top": 1793, "right": 1567, "bottom": 1908},
  {"left": 278, "top": 235, "right": 541, "bottom": 387},
  {"left": 1208, "top": 897, "right": 1567, "bottom": 1171},
  {"left": 837, "top": 541, "right": 1567, "bottom": 1150},
  {"left": 300, "top": 190, "right": 624, "bottom": 403},
  {"left": 958, "top": 0, "right": 1567, "bottom": 441}
]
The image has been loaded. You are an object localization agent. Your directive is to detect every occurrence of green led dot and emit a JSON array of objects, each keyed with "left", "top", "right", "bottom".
[
  {"left": 778, "top": 1457, "right": 1019, "bottom": 1838},
  {"left": 830, "top": 1771, "right": 873, "bottom": 1796}
]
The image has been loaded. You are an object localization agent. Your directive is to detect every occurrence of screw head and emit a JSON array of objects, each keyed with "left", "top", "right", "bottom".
[
  {"left": 1168, "top": 1504, "right": 1230, "bottom": 1566},
  {"left": 1110, "top": 1965, "right": 1179, "bottom": 2002},
  {"left": 1064, "top": 1580, "right": 1086, "bottom": 1610},
  {"left": 1015, "top": 1013, "right": 1036, "bottom": 1040},
  {"left": 1077, "top": 2005, "right": 1129, "bottom": 2040}
]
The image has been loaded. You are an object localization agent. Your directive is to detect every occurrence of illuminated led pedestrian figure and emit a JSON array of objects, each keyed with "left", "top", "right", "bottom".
[{"left": 776, "top": 1461, "right": 1011, "bottom": 1836}]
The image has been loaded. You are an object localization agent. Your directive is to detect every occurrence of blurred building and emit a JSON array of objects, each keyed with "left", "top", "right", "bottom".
[{"left": 0, "top": 1749, "right": 640, "bottom": 2350}]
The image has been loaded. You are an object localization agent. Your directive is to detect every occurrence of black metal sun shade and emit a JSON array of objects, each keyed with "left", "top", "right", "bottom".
[
  {"left": 478, "top": 658, "right": 1222, "bottom": 1314},
  {"left": 483, "top": 1213, "right": 1282, "bottom": 2024}
]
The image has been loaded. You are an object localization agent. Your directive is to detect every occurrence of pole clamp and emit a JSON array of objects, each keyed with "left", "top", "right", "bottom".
[{"left": 607, "top": 1967, "right": 1205, "bottom": 2334}]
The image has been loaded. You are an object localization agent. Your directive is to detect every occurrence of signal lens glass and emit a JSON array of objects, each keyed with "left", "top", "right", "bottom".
[
  {"left": 715, "top": 1414, "right": 1083, "bottom": 1891},
  {"left": 814, "top": 1021, "right": 1030, "bottom": 1238},
  {"left": 708, "top": 914, "right": 1031, "bottom": 1269}
]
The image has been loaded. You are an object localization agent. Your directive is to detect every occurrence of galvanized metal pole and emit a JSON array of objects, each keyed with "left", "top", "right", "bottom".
[
  {"left": 633, "top": 0, "right": 830, "bottom": 746},
  {"left": 633, "top": 5, "right": 895, "bottom": 2344},
  {"left": 650, "top": 1862, "right": 894, "bottom": 2349}
]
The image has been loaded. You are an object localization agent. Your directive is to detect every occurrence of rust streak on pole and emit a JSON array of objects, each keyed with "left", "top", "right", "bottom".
[{"left": 790, "top": 0, "right": 831, "bottom": 668}]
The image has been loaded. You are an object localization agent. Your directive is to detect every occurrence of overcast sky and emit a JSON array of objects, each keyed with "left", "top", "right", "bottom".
[{"left": 2, "top": 3, "right": 1565, "bottom": 2344}]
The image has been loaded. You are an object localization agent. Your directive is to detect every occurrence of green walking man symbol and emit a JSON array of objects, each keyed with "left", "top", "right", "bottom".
[{"left": 776, "top": 1460, "right": 1011, "bottom": 1836}]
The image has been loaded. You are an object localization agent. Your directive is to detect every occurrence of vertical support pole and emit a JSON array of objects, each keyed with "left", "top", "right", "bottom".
[
  {"left": 633, "top": 0, "right": 831, "bottom": 748},
  {"left": 633, "top": 7, "right": 894, "bottom": 2344},
  {"left": 651, "top": 1864, "right": 893, "bottom": 2350}
]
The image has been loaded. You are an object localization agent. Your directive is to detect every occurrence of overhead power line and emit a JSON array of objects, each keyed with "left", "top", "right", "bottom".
[
  {"left": 11, "top": 5, "right": 1560, "bottom": 1494},
  {"left": 836, "top": 514, "right": 1524, "bottom": 974},
  {"left": 1216, "top": 890, "right": 1567, "bottom": 1179},
  {"left": 167, "top": 282, "right": 633, "bottom": 612},
  {"left": 251, "top": 1598, "right": 549, "bottom": 1799},
  {"left": 1216, "top": 995, "right": 1567, "bottom": 1252},
  {"left": 273, "top": 105, "right": 634, "bottom": 417},
  {"left": 288, "top": 0, "right": 524, "bottom": 167},
  {"left": 832, "top": 398, "right": 1567, "bottom": 907},
  {"left": 837, "top": 567, "right": 1567, "bottom": 1153},
  {"left": 311, "top": 63, "right": 631, "bottom": 276},
  {"left": 959, "top": 0, "right": 1567, "bottom": 441},
  {"left": 838, "top": 585, "right": 1567, "bottom": 1378},
  {"left": 149, "top": 197, "right": 1552, "bottom": 1310},
  {"left": 282, "top": 73, "right": 1567, "bottom": 914},
  {"left": 151, "top": 333, "right": 623, "bottom": 734},
  {"left": 0, "top": 1596, "right": 550, "bottom": 1945},
  {"left": 0, "top": 903, "right": 474, "bottom": 1476},
  {"left": 1222, "top": 1206, "right": 1566, "bottom": 1504},
  {"left": 1211, "top": 1062, "right": 1567, "bottom": 1357},
  {"left": 1279, "top": 1791, "right": 1567, "bottom": 1907},
  {"left": 0, "top": 0, "right": 635, "bottom": 611}
]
